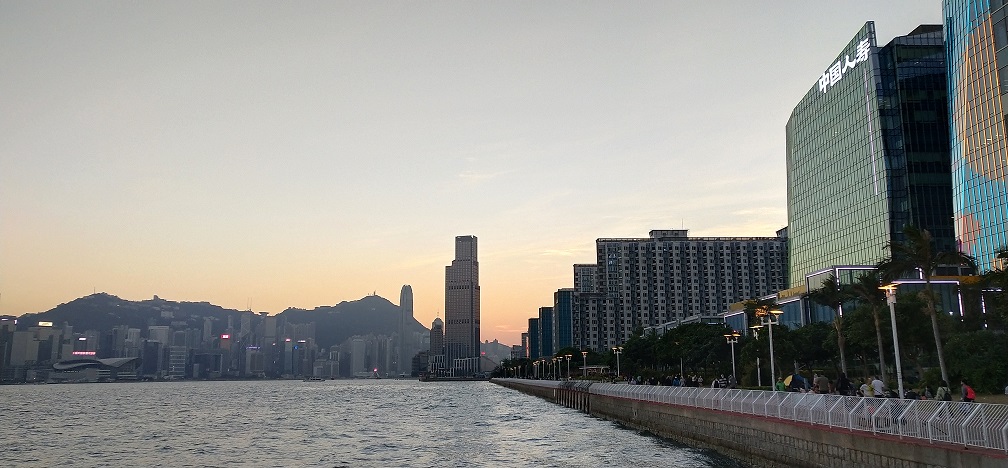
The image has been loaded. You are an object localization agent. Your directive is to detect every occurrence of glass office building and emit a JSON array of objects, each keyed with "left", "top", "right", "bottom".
[
  {"left": 786, "top": 22, "right": 956, "bottom": 286},
  {"left": 944, "top": 1, "right": 1008, "bottom": 272}
]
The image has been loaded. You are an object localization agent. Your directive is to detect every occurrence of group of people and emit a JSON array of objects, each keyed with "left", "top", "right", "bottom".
[
  {"left": 775, "top": 372, "right": 978, "bottom": 402},
  {"left": 623, "top": 373, "right": 737, "bottom": 389},
  {"left": 617, "top": 371, "right": 981, "bottom": 402}
]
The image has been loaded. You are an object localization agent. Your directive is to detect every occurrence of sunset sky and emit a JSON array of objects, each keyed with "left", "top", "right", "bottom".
[{"left": 1, "top": 2, "right": 940, "bottom": 345}]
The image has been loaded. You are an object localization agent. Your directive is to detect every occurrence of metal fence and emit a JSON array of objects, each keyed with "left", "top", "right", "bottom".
[{"left": 497, "top": 379, "right": 1008, "bottom": 453}]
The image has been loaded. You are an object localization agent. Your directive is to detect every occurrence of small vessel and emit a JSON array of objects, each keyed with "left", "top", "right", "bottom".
[{"left": 302, "top": 376, "right": 324, "bottom": 382}]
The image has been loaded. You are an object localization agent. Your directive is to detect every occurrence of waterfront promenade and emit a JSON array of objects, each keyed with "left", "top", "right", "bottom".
[{"left": 494, "top": 378, "right": 1008, "bottom": 468}]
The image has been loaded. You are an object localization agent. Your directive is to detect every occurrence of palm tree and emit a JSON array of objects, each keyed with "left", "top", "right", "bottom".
[
  {"left": 846, "top": 271, "right": 888, "bottom": 383},
  {"left": 808, "top": 274, "right": 848, "bottom": 375},
  {"left": 877, "top": 225, "right": 975, "bottom": 384}
]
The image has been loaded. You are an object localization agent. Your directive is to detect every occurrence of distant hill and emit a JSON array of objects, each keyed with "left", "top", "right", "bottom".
[
  {"left": 16, "top": 292, "right": 428, "bottom": 349},
  {"left": 16, "top": 293, "right": 237, "bottom": 333},
  {"left": 279, "top": 295, "right": 429, "bottom": 349}
]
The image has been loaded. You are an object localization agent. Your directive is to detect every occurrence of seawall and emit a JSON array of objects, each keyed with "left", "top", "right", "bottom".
[{"left": 493, "top": 378, "right": 1008, "bottom": 468}]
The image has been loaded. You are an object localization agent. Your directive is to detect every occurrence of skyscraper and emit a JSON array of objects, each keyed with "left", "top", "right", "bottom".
[
  {"left": 444, "top": 235, "right": 480, "bottom": 374},
  {"left": 786, "top": 22, "right": 955, "bottom": 286},
  {"left": 399, "top": 284, "right": 413, "bottom": 376},
  {"left": 428, "top": 317, "right": 444, "bottom": 376},
  {"left": 537, "top": 307, "right": 554, "bottom": 357},
  {"left": 944, "top": 2, "right": 1008, "bottom": 272}
]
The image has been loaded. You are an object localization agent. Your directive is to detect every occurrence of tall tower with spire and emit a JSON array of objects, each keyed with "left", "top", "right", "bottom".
[
  {"left": 444, "top": 235, "right": 480, "bottom": 375},
  {"left": 398, "top": 284, "right": 413, "bottom": 376}
]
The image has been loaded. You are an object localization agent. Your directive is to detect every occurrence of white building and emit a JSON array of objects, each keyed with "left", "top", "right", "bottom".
[{"left": 574, "top": 229, "right": 788, "bottom": 351}]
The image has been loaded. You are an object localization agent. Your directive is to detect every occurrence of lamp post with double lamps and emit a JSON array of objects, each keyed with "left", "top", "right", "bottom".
[
  {"left": 880, "top": 283, "right": 905, "bottom": 399},
  {"left": 581, "top": 351, "right": 588, "bottom": 379},
  {"left": 724, "top": 330, "right": 740, "bottom": 381},
  {"left": 753, "top": 308, "right": 783, "bottom": 390},
  {"left": 612, "top": 346, "right": 623, "bottom": 380},
  {"left": 565, "top": 354, "right": 572, "bottom": 380}
]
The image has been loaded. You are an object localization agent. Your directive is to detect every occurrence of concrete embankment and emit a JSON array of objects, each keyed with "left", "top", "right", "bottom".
[{"left": 493, "top": 378, "right": 1008, "bottom": 468}]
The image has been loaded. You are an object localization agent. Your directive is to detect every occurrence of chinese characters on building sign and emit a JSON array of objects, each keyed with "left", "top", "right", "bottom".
[{"left": 819, "top": 37, "right": 871, "bottom": 93}]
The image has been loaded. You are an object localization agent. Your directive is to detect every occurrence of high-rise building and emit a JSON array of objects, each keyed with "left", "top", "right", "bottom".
[
  {"left": 399, "top": 285, "right": 413, "bottom": 376},
  {"left": 944, "top": 2, "right": 1008, "bottom": 271},
  {"left": 429, "top": 317, "right": 444, "bottom": 356},
  {"left": 553, "top": 288, "right": 574, "bottom": 353},
  {"left": 538, "top": 307, "right": 554, "bottom": 357},
  {"left": 527, "top": 318, "right": 541, "bottom": 359},
  {"left": 786, "top": 22, "right": 955, "bottom": 287},
  {"left": 444, "top": 235, "right": 480, "bottom": 374},
  {"left": 574, "top": 229, "right": 787, "bottom": 351}
]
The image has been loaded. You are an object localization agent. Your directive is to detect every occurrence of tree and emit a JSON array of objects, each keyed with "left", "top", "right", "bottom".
[
  {"left": 877, "top": 225, "right": 976, "bottom": 384},
  {"left": 808, "top": 274, "right": 848, "bottom": 375},
  {"left": 980, "top": 248, "right": 1008, "bottom": 328},
  {"left": 845, "top": 271, "right": 889, "bottom": 383}
]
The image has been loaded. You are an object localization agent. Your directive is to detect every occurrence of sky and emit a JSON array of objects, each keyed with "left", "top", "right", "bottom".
[{"left": 1, "top": 1, "right": 942, "bottom": 345}]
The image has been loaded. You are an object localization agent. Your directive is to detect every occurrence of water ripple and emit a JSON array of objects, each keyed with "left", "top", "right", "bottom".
[{"left": 0, "top": 380, "right": 746, "bottom": 467}]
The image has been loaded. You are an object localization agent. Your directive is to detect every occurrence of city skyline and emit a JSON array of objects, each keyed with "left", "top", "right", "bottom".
[{"left": 1, "top": 2, "right": 941, "bottom": 345}]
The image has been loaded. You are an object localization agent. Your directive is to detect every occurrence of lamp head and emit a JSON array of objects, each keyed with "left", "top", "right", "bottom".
[{"left": 769, "top": 309, "right": 783, "bottom": 317}]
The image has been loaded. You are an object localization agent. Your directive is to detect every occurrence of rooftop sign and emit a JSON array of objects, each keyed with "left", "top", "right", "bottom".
[{"left": 819, "top": 37, "right": 871, "bottom": 93}]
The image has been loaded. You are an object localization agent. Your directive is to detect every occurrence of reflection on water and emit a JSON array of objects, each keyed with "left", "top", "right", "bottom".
[{"left": 1, "top": 379, "right": 746, "bottom": 467}]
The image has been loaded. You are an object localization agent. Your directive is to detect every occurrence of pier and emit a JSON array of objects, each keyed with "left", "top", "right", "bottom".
[{"left": 493, "top": 378, "right": 1008, "bottom": 468}]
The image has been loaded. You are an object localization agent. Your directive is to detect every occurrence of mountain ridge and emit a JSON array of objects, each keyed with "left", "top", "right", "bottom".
[{"left": 14, "top": 292, "right": 429, "bottom": 349}]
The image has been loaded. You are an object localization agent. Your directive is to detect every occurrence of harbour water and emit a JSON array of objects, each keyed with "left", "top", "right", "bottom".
[{"left": 1, "top": 379, "right": 745, "bottom": 467}]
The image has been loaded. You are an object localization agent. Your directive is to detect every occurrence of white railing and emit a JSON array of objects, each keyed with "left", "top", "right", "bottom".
[{"left": 581, "top": 382, "right": 1008, "bottom": 453}]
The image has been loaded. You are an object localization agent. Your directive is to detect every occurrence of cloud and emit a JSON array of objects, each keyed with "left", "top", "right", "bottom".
[{"left": 457, "top": 169, "right": 513, "bottom": 183}]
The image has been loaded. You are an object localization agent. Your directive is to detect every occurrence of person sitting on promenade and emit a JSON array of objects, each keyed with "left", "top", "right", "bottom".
[
  {"left": 814, "top": 373, "right": 830, "bottom": 394},
  {"left": 935, "top": 380, "right": 952, "bottom": 401},
  {"left": 789, "top": 372, "right": 807, "bottom": 392},
  {"left": 904, "top": 388, "right": 919, "bottom": 400}
]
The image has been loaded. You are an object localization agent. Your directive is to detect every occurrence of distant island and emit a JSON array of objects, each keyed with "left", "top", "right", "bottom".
[{"left": 0, "top": 292, "right": 431, "bottom": 383}]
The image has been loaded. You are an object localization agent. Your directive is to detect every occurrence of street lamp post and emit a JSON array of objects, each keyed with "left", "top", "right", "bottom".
[
  {"left": 880, "top": 283, "right": 905, "bottom": 399},
  {"left": 553, "top": 357, "right": 559, "bottom": 380},
  {"left": 724, "top": 331, "right": 740, "bottom": 381},
  {"left": 565, "top": 354, "right": 572, "bottom": 380},
  {"left": 753, "top": 309, "right": 783, "bottom": 390},
  {"left": 581, "top": 351, "right": 587, "bottom": 379},
  {"left": 612, "top": 346, "right": 623, "bottom": 379}
]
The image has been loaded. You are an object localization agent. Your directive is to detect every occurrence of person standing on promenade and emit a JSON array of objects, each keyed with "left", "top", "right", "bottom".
[
  {"left": 961, "top": 378, "right": 976, "bottom": 402},
  {"left": 860, "top": 379, "right": 871, "bottom": 397},
  {"left": 775, "top": 376, "right": 786, "bottom": 392},
  {"left": 835, "top": 372, "right": 852, "bottom": 396},
  {"left": 871, "top": 375, "right": 885, "bottom": 397}
]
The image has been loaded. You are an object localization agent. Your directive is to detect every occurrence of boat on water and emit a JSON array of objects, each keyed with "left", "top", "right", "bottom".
[{"left": 302, "top": 376, "right": 325, "bottom": 382}]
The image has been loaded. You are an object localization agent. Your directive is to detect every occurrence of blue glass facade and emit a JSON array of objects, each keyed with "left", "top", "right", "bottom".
[
  {"left": 553, "top": 289, "right": 574, "bottom": 352},
  {"left": 538, "top": 307, "right": 554, "bottom": 357},
  {"left": 944, "top": 0, "right": 1008, "bottom": 272},
  {"left": 527, "top": 318, "right": 540, "bottom": 359}
]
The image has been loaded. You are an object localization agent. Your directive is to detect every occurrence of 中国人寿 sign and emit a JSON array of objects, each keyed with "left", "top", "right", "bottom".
[{"left": 819, "top": 37, "right": 871, "bottom": 93}]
